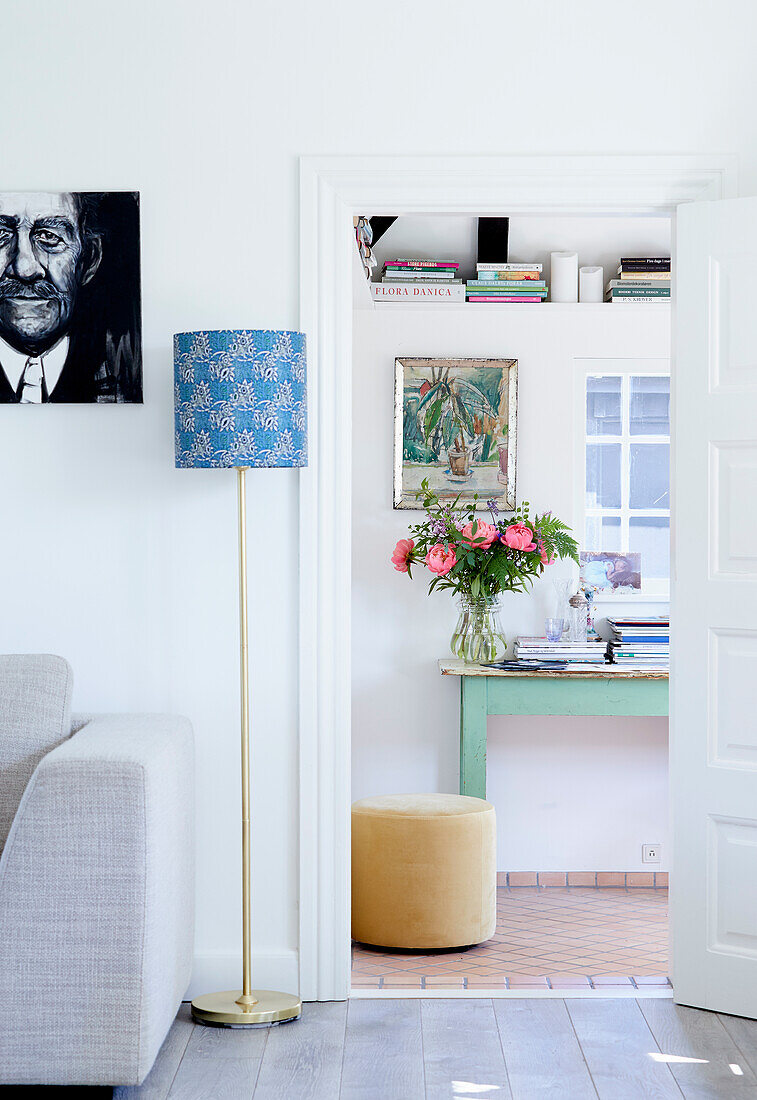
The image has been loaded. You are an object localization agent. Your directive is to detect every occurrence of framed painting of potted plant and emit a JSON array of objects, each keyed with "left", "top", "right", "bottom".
[{"left": 393, "top": 357, "right": 518, "bottom": 510}]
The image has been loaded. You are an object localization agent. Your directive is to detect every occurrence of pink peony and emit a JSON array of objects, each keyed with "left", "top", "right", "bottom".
[
  {"left": 391, "top": 538, "right": 415, "bottom": 573},
  {"left": 425, "top": 543, "right": 457, "bottom": 576},
  {"left": 503, "top": 522, "right": 537, "bottom": 552},
  {"left": 460, "top": 520, "right": 499, "bottom": 550}
]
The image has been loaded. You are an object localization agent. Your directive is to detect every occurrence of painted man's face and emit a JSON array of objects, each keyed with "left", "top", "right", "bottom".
[{"left": 0, "top": 192, "right": 101, "bottom": 355}]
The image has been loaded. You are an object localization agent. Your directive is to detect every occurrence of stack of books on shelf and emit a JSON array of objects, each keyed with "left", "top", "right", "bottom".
[
  {"left": 371, "top": 259, "right": 464, "bottom": 302},
  {"left": 606, "top": 617, "right": 669, "bottom": 670},
  {"left": 466, "top": 263, "right": 548, "bottom": 304},
  {"left": 605, "top": 257, "right": 671, "bottom": 304},
  {"left": 514, "top": 637, "right": 608, "bottom": 665}
]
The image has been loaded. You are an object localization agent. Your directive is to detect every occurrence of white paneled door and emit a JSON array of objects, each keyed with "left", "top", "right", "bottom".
[{"left": 673, "top": 196, "right": 757, "bottom": 1017}]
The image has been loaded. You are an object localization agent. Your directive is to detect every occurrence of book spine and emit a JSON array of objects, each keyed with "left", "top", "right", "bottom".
[
  {"left": 385, "top": 270, "right": 455, "bottom": 277},
  {"left": 613, "top": 651, "right": 670, "bottom": 655},
  {"left": 383, "top": 271, "right": 456, "bottom": 279},
  {"left": 383, "top": 278, "right": 463, "bottom": 285},
  {"left": 620, "top": 257, "right": 671, "bottom": 267},
  {"left": 466, "top": 295, "right": 545, "bottom": 302},
  {"left": 619, "top": 267, "right": 671, "bottom": 277},
  {"left": 467, "top": 279, "right": 546, "bottom": 288},
  {"left": 619, "top": 272, "right": 671, "bottom": 281},
  {"left": 476, "top": 271, "right": 542, "bottom": 281},
  {"left": 607, "top": 296, "right": 670, "bottom": 304},
  {"left": 477, "top": 262, "right": 542, "bottom": 272},
  {"left": 606, "top": 279, "right": 671, "bottom": 289},
  {"left": 610, "top": 288, "right": 670, "bottom": 297},
  {"left": 386, "top": 260, "right": 459, "bottom": 269},
  {"left": 372, "top": 284, "right": 466, "bottom": 302},
  {"left": 619, "top": 270, "right": 672, "bottom": 278}
]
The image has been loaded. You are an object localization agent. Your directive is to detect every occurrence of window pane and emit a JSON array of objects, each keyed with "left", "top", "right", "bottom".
[
  {"left": 586, "top": 444, "right": 621, "bottom": 508},
  {"left": 587, "top": 376, "right": 622, "bottom": 436},
  {"left": 584, "top": 515, "right": 622, "bottom": 553},
  {"left": 630, "top": 376, "right": 670, "bottom": 435},
  {"left": 630, "top": 443, "right": 669, "bottom": 508},
  {"left": 602, "top": 516, "right": 622, "bottom": 551},
  {"left": 629, "top": 516, "right": 670, "bottom": 580}
]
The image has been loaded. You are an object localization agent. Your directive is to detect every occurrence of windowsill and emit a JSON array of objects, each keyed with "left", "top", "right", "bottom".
[{"left": 594, "top": 591, "right": 670, "bottom": 605}]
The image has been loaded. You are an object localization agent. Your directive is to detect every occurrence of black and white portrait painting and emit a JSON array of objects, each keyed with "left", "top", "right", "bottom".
[{"left": 0, "top": 191, "right": 141, "bottom": 403}]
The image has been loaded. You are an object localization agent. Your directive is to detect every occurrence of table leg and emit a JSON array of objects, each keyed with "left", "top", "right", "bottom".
[{"left": 460, "top": 676, "right": 487, "bottom": 799}]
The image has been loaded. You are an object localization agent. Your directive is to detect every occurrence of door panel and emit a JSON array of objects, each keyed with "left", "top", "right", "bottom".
[{"left": 673, "top": 196, "right": 757, "bottom": 1016}]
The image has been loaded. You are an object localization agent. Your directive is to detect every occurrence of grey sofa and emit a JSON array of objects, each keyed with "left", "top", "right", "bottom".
[{"left": 0, "top": 655, "right": 194, "bottom": 1087}]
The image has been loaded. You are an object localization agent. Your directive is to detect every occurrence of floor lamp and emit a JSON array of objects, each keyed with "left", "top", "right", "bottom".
[{"left": 174, "top": 328, "right": 307, "bottom": 1027}]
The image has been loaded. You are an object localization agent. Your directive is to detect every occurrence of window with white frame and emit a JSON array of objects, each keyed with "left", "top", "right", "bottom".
[{"left": 584, "top": 370, "right": 670, "bottom": 595}]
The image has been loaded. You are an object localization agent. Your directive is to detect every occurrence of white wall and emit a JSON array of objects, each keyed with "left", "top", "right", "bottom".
[
  {"left": 352, "top": 304, "right": 670, "bottom": 871},
  {"left": 3, "top": 0, "right": 756, "bottom": 994}
]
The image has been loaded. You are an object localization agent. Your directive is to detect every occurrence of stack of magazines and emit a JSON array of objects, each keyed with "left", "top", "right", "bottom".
[
  {"left": 606, "top": 617, "right": 669, "bottom": 670},
  {"left": 514, "top": 637, "right": 608, "bottom": 665}
]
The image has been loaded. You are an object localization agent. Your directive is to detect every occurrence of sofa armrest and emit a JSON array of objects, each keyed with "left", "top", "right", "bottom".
[{"left": 0, "top": 714, "right": 194, "bottom": 1087}]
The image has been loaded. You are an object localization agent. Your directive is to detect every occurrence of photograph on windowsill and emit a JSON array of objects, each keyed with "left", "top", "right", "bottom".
[{"left": 580, "top": 550, "right": 642, "bottom": 593}]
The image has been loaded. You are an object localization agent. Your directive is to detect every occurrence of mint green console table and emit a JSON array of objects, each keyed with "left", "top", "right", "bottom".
[{"left": 440, "top": 659, "right": 669, "bottom": 800}]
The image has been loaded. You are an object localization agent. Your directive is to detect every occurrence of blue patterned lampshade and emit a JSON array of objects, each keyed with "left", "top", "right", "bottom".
[{"left": 173, "top": 329, "right": 307, "bottom": 469}]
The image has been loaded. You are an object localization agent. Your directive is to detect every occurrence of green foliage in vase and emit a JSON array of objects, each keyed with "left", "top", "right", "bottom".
[{"left": 390, "top": 479, "right": 579, "bottom": 600}]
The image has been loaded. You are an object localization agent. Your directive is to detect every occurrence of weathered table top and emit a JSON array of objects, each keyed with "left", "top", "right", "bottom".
[{"left": 439, "top": 659, "right": 668, "bottom": 680}]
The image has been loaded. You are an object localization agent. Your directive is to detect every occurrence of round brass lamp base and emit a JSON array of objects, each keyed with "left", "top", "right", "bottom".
[{"left": 191, "top": 989, "right": 302, "bottom": 1028}]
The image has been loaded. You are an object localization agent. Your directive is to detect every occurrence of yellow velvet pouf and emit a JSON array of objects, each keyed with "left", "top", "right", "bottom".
[{"left": 351, "top": 793, "right": 496, "bottom": 950}]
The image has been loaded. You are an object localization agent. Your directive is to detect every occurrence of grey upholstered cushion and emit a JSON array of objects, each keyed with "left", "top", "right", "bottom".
[
  {"left": 0, "top": 655, "right": 72, "bottom": 852},
  {"left": 0, "top": 713, "right": 194, "bottom": 1086}
]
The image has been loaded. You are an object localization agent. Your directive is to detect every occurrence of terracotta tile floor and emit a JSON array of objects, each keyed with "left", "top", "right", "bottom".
[{"left": 352, "top": 885, "right": 670, "bottom": 990}]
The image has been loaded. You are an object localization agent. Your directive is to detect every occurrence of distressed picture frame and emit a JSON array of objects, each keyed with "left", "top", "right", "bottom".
[{"left": 393, "top": 356, "right": 518, "bottom": 510}]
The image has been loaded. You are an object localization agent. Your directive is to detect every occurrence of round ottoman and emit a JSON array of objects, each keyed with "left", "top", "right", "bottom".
[{"left": 351, "top": 793, "right": 496, "bottom": 949}]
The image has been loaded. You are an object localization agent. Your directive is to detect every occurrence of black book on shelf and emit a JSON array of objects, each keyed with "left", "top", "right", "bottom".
[
  {"left": 477, "top": 217, "right": 509, "bottom": 264},
  {"left": 619, "top": 267, "right": 671, "bottom": 275},
  {"left": 620, "top": 258, "right": 671, "bottom": 269}
]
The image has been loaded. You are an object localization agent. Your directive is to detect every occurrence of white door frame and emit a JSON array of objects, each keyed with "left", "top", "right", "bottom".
[{"left": 298, "top": 154, "right": 737, "bottom": 1002}]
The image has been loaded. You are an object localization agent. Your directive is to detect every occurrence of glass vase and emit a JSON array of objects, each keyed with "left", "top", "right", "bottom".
[
  {"left": 450, "top": 594, "right": 507, "bottom": 664},
  {"left": 552, "top": 579, "right": 572, "bottom": 639},
  {"left": 568, "top": 599, "right": 588, "bottom": 642}
]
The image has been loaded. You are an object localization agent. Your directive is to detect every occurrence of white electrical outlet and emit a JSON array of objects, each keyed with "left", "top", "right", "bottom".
[{"left": 642, "top": 844, "right": 661, "bottom": 864}]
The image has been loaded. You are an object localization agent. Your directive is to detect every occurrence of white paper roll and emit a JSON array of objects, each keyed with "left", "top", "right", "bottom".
[
  {"left": 550, "top": 251, "right": 578, "bottom": 302},
  {"left": 579, "top": 265, "right": 604, "bottom": 303}
]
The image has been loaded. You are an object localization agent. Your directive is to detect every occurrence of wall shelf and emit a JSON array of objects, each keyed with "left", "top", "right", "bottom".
[{"left": 371, "top": 301, "right": 671, "bottom": 313}]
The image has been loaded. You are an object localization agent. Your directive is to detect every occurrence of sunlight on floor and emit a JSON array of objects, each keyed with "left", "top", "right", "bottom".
[{"left": 648, "top": 1052, "right": 744, "bottom": 1075}]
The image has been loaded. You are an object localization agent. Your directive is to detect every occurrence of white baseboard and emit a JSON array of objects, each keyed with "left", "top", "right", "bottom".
[{"left": 187, "top": 950, "right": 299, "bottom": 1001}]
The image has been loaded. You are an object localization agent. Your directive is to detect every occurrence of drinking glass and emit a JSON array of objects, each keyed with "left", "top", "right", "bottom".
[{"left": 545, "top": 618, "right": 564, "bottom": 643}]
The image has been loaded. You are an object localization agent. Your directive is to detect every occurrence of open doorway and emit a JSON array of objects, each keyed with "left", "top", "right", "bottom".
[{"left": 350, "top": 213, "right": 670, "bottom": 994}]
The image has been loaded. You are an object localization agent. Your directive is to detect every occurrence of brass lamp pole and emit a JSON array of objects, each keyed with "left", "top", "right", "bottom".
[
  {"left": 174, "top": 329, "right": 306, "bottom": 1029},
  {"left": 237, "top": 466, "right": 254, "bottom": 1006},
  {"left": 190, "top": 467, "right": 302, "bottom": 1027}
]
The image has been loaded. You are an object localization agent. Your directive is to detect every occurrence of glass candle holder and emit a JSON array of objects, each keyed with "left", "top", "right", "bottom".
[
  {"left": 545, "top": 618, "right": 564, "bottom": 643},
  {"left": 552, "top": 579, "right": 571, "bottom": 638},
  {"left": 568, "top": 599, "right": 588, "bottom": 642}
]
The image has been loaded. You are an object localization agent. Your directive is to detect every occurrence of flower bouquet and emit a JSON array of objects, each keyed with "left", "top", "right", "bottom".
[{"left": 391, "top": 481, "right": 579, "bottom": 663}]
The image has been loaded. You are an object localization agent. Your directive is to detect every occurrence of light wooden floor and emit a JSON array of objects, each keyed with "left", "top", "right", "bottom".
[{"left": 106, "top": 997, "right": 757, "bottom": 1099}]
